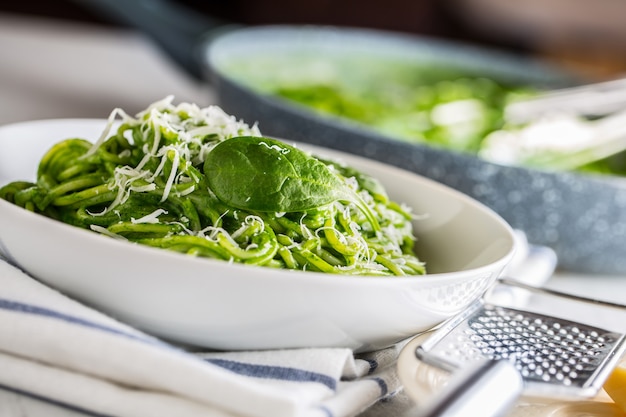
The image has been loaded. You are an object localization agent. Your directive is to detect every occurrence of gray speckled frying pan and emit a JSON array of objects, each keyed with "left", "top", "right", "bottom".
[{"left": 85, "top": 0, "right": 626, "bottom": 274}]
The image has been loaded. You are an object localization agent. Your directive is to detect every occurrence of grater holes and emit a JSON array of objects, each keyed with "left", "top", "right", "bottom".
[{"left": 462, "top": 306, "right": 616, "bottom": 386}]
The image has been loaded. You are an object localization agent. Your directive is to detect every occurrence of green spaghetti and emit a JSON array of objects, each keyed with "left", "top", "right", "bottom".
[{"left": 0, "top": 97, "right": 425, "bottom": 276}]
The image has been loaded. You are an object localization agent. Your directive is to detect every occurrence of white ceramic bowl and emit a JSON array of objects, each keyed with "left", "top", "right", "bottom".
[{"left": 0, "top": 119, "right": 516, "bottom": 351}]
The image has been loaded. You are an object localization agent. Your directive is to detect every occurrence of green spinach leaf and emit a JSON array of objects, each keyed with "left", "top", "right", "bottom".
[{"left": 204, "top": 136, "right": 380, "bottom": 231}]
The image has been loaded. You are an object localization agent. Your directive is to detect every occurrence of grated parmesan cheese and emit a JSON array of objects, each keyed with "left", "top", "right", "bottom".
[
  {"left": 86, "top": 96, "right": 261, "bottom": 215},
  {"left": 131, "top": 209, "right": 168, "bottom": 224}
]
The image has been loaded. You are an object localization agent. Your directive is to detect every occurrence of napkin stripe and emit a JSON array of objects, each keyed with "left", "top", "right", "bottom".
[
  {"left": 0, "top": 298, "right": 165, "bottom": 347},
  {"left": 362, "top": 358, "right": 378, "bottom": 374},
  {"left": 205, "top": 358, "right": 337, "bottom": 390},
  {"left": 0, "top": 384, "right": 110, "bottom": 417},
  {"left": 370, "top": 377, "right": 388, "bottom": 396}
]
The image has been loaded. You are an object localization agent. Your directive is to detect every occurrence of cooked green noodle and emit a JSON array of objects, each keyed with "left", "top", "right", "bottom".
[{"left": 0, "top": 97, "right": 425, "bottom": 276}]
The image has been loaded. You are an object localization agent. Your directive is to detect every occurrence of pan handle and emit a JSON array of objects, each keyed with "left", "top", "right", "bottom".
[{"left": 75, "top": 0, "right": 231, "bottom": 80}]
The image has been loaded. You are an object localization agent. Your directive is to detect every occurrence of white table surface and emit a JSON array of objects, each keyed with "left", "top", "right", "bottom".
[{"left": 1, "top": 13, "right": 625, "bottom": 417}]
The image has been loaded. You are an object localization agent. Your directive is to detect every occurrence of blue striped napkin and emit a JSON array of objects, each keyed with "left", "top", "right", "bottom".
[{"left": 0, "top": 232, "right": 555, "bottom": 417}]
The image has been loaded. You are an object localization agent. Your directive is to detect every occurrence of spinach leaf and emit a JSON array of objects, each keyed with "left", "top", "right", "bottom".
[{"left": 204, "top": 136, "right": 380, "bottom": 231}]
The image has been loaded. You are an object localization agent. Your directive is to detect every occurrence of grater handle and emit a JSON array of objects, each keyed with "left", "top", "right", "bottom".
[{"left": 416, "top": 359, "right": 523, "bottom": 417}]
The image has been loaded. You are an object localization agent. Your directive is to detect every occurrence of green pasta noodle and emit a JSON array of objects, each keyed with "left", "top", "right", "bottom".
[{"left": 0, "top": 97, "right": 425, "bottom": 276}]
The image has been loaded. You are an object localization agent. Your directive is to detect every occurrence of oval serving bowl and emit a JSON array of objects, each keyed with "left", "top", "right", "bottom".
[{"left": 0, "top": 119, "right": 516, "bottom": 352}]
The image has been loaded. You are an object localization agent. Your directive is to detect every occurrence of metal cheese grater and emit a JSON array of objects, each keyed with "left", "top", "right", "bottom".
[{"left": 412, "top": 278, "right": 626, "bottom": 417}]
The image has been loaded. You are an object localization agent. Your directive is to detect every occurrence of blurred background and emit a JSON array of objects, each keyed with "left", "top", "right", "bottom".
[
  {"left": 2, "top": 0, "right": 626, "bottom": 124},
  {"left": 2, "top": 0, "right": 626, "bottom": 125},
  {"left": 3, "top": 0, "right": 626, "bottom": 80}
]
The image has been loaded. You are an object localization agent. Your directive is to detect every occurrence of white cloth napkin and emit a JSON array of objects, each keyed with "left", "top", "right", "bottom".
[{"left": 0, "top": 232, "right": 556, "bottom": 417}]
